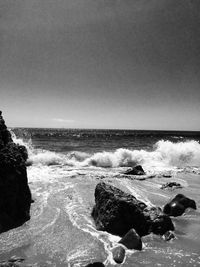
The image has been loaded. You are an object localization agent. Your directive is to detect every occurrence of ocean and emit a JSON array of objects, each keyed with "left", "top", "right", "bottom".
[{"left": 0, "top": 128, "right": 200, "bottom": 267}]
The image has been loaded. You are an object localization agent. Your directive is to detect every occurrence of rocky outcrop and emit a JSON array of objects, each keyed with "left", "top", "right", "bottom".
[
  {"left": 92, "top": 182, "right": 174, "bottom": 237},
  {"left": 124, "top": 165, "right": 145, "bottom": 175},
  {"left": 163, "top": 194, "right": 196, "bottom": 217},
  {"left": 0, "top": 111, "right": 32, "bottom": 233},
  {"left": 161, "top": 182, "right": 182, "bottom": 190}
]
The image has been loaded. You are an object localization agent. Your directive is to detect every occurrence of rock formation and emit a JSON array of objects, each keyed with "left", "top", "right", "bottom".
[
  {"left": 0, "top": 111, "right": 32, "bottom": 233},
  {"left": 163, "top": 194, "right": 196, "bottom": 217},
  {"left": 92, "top": 182, "right": 174, "bottom": 237}
]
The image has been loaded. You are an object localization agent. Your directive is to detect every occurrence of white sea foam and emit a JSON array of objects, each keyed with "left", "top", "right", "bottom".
[
  {"left": 27, "top": 150, "right": 65, "bottom": 166},
  {"left": 10, "top": 130, "right": 200, "bottom": 171},
  {"left": 82, "top": 140, "right": 200, "bottom": 169},
  {"left": 155, "top": 140, "right": 200, "bottom": 167},
  {"left": 10, "top": 129, "right": 33, "bottom": 152}
]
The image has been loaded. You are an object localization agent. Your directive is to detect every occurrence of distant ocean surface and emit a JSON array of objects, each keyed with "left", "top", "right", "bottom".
[{"left": 0, "top": 128, "right": 200, "bottom": 266}]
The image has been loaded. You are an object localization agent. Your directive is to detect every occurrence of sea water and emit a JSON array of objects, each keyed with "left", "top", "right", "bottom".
[{"left": 0, "top": 128, "right": 200, "bottom": 267}]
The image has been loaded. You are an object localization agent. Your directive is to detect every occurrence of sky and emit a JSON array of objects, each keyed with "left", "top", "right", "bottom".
[{"left": 0, "top": 0, "right": 200, "bottom": 130}]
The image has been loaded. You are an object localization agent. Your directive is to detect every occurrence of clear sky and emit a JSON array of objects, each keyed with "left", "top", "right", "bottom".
[{"left": 0, "top": 0, "right": 200, "bottom": 130}]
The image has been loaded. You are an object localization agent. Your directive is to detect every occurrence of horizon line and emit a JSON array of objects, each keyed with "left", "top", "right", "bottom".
[{"left": 8, "top": 126, "right": 200, "bottom": 133}]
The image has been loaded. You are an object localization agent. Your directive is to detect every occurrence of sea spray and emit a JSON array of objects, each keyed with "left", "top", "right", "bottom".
[
  {"left": 9, "top": 130, "right": 200, "bottom": 172},
  {"left": 10, "top": 129, "right": 33, "bottom": 152},
  {"left": 155, "top": 140, "right": 200, "bottom": 167},
  {"left": 83, "top": 140, "right": 200, "bottom": 169},
  {"left": 2, "top": 128, "right": 200, "bottom": 266},
  {"left": 10, "top": 130, "right": 71, "bottom": 166}
]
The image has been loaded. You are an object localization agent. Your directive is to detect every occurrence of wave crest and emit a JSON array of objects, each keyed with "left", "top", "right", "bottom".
[
  {"left": 9, "top": 130, "right": 200, "bottom": 170},
  {"left": 83, "top": 140, "right": 200, "bottom": 169},
  {"left": 155, "top": 140, "right": 200, "bottom": 167}
]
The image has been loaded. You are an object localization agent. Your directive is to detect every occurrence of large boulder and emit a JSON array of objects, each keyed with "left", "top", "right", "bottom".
[
  {"left": 92, "top": 182, "right": 174, "bottom": 237},
  {"left": 0, "top": 111, "right": 32, "bottom": 233},
  {"left": 163, "top": 194, "right": 196, "bottom": 217}
]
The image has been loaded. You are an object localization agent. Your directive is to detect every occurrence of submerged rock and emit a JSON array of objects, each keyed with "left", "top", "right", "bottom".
[
  {"left": 112, "top": 245, "right": 126, "bottom": 264},
  {"left": 119, "top": 228, "right": 142, "bottom": 250},
  {"left": 0, "top": 111, "right": 32, "bottom": 233},
  {"left": 92, "top": 182, "right": 174, "bottom": 237},
  {"left": 0, "top": 256, "right": 25, "bottom": 267},
  {"left": 163, "top": 194, "right": 196, "bottom": 217},
  {"left": 124, "top": 165, "right": 145, "bottom": 175},
  {"left": 161, "top": 182, "right": 182, "bottom": 190},
  {"left": 162, "top": 230, "right": 175, "bottom": 241}
]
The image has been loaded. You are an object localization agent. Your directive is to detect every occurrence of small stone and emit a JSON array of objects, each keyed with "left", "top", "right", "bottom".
[
  {"left": 119, "top": 228, "right": 142, "bottom": 250},
  {"left": 162, "top": 174, "right": 172, "bottom": 178},
  {"left": 85, "top": 262, "right": 105, "bottom": 267},
  {"left": 112, "top": 245, "right": 126, "bottom": 264},
  {"left": 9, "top": 256, "right": 24, "bottom": 263},
  {"left": 124, "top": 165, "right": 145, "bottom": 175},
  {"left": 162, "top": 231, "right": 175, "bottom": 241},
  {"left": 161, "top": 182, "right": 182, "bottom": 190}
]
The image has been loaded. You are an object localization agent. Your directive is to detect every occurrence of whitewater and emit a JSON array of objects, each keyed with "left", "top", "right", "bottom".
[{"left": 0, "top": 128, "right": 200, "bottom": 266}]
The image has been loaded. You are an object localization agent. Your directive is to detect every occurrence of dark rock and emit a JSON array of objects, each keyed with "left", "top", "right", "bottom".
[
  {"left": 85, "top": 263, "right": 105, "bottom": 267},
  {"left": 163, "top": 194, "right": 197, "bottom": 217},
  {"left": 145, "top": 206, "right": 174, "bottom": 235},
  {"left": 124, "top": 165, "right": 145, "bottom": 175},
  {"left": 162, "top": 230, "right": 175, "bottom": 241},
  {"left": 161, "top": 182, "right": 182, "bottom": 190},
  {"left": 162, "top": 174, "right": 172, "bottom": 178},
  {"left": 112, "top": 245, "right": 126, "bottom": 264},
  {"left": 92, "top": 182, "right": 174, "bottom": 237},
  {"left": 0, "top": 111, "right": 32, "bottom": 233},
  {"left": 0, "top": 256, "right": 24, "bottom": 267},
  {"left": 119, "top": 228, "right": 142, "bottom": 250},
  {"left": 0, "top": 113, "right": 12, "bottom": 149}
]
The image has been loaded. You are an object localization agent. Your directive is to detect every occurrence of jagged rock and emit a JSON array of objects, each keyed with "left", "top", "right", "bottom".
[
  {"left": 111, "top": 245, "right": 126, "bottom": 264},
  {"left": 92, "top": 182, "right": 174, "bottom": 237},
  {"left": 85, "top": 263, "right": 105, "bottom": 267},
  {"left": 0, "top": 111, "right": 12, "bottom": 148},
  {"left": 119, "top": 228, "right": 142, "bottom": 250},
  {"left": 163, "top": 194, "right": 196, "bottom": 217},
  {"left": 124, "top": 165, "right": 145, "bottom": 175},
  {"left": 0, "top": 111, "right": 32, "bottom": 233},
  {"left": 161, "top": 182, "right": 182, "bottom": 190}
]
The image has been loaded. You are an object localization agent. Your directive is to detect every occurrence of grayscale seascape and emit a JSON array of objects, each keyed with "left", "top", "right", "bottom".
[
  {"left": 0, "top": 1, "right": 200, "bottom": 266},
  {"left": 0, "top": 128, "right": 199, "bottom": 266}
]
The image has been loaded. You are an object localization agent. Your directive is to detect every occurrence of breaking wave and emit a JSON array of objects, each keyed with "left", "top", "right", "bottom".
[
  {"left": 10, "top": 130, "right": 200, "bottom": 170},
  {"left": 84, "top": 140, "right": 200, "bottom": 169}
]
